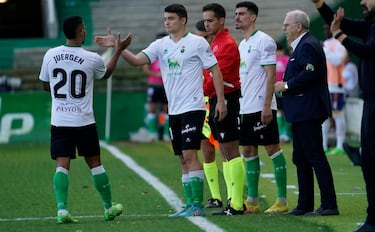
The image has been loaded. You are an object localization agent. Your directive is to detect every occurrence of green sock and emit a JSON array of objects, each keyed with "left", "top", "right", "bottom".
[
  {"left": 182, "top": 181, "right": 193, "bottom": 206},
  {"left": 53, "top": 170, "right": 69, "bottom": 211},
  {"left": 93, "top": 172, "right": 112, "bottom": 210},
  {"left": 277, "top": 115, "right": 284, "bottom": 135},
  {"left": 229, "top": 157, "right": 245, "bottom": 210},
  {"left": 145, "top": 113, "right": 157, "bottom": 135},
  {"left": 222, "top": 161, "right": 232, "bottom": 200},
  {"left": 245, "top": 156, "right": 260, "bottom": 198},
  {"left": 203, "top": 161, "right": 221, "bottom": 201},
  {"left": 163, "top": 115, "right": 169, "bottom": 137},
  {"left": 271, "top": 151, "right": 287, "bottom": 198},
  {"left": 190, "top": 175, "right": 204, "bottom": 205}
]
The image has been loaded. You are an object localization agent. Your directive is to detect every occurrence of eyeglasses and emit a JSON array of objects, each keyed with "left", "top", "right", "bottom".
[{"left": 282, "top": 22, "right": 299, "bottom": 29}]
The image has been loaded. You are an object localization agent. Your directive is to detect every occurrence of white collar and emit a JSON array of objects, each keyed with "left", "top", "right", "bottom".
[{"left": 291, "top": 32, "right": 307, "bottom": 51}]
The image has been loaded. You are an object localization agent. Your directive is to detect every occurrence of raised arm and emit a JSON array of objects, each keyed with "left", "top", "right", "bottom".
[
  {"left": 312, "top": 0, "right": 324, "bottom": 9},
  {"left": 103, "top": 32, "right": 132, "bottom": 79},
  {"left": 96, "top": 27, "right": 148, "bottom": 67}
]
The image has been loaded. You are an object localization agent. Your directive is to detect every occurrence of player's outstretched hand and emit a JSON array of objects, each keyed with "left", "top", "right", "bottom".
[
  {"left": 95, "top": 27, "right": 116, "bottom": 47},
  {"left": 331, "top": 7, "right": 344, "bottom": 33},
  {"left": 115, "top": 32, "right": 132, "bottom": 51}
]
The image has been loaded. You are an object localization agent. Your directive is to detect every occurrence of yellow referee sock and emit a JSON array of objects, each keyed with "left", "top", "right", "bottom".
[
  {"left": 203, "top": 161, "right": 222, "bottom": 201},
  {"left": 229, "top": 157, "right": 245, "bottom": 210},
  {"left": 222, "top": 161, "right": 232, "bottom": 201}
]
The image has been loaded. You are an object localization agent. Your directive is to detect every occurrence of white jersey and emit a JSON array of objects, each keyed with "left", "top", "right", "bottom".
[
  {"left": 142, "top": 32, "right": 217, "bottom": 115},
  {"left": 238, "top": 30, "right": 277, "bottom": 114},
  {"left": 39, "top": 45, "right": 106, "bottom": 127},
  {"left": 323, "top": 37, "right": 347, "bottom": 93}
]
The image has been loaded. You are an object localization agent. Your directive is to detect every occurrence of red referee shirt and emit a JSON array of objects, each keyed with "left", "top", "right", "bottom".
[{"left": 203, "top": 28, "right": 241, "bottom": 98}]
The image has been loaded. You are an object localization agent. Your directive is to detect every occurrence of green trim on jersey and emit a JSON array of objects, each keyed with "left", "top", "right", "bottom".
[
  {"left": 251, "top": 29, "right": 258, "bottom": 37},
  {"left": 64, "top": 44, "right": 81, "bottom": 47},
  {"left": 142, "top": 52, "right": 152, "bottom": 65},
  {"left": 206, "top": 63, "right": 218, "bottom": 71},
  {"left": 261, "top": 63, "right": 277, "bottom": 66}
]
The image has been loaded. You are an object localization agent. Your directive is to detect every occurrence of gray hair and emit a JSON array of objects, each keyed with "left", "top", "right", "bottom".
[{"left": 286, "top": 10, "right": 310, "bottom": 30}]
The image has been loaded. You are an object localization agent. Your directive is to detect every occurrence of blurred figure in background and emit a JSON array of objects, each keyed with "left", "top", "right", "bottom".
[
  {"left": 322, "top": 23, "right": 347, "bottom": 156},
  {"left": 275, "top": 42, "right": 291, "bottom": 143},
  {"left": 130, "top": 32, "right": 169, "bottom": 142},
  {"left": 343, "top": 52, "right": 359, "bottom": 98},
  {"left": 142, "top": 32, "right": 169, "bottom": 142},
  {"left": 194, "top": 20, "right": 212, "bottom": 44}
]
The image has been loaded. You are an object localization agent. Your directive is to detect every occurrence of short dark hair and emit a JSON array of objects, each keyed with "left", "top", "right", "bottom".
[
  {"left": 202, "top": 3, "right": 226, "bottom": 19},
  {"left": 164, "top": 4, "right": 188, "bottom": 22},
  {"left": 63, "top": 15, "right": 83, "bottom": 40},
  {"left": 195, "top": 20, "right": 206, "bottom": 32},
  {"left": 235, "top": 1, "right": 258, "bottom": 16},
  {"left": 156, "top": 31, "right": 168, "bottom": 39}
]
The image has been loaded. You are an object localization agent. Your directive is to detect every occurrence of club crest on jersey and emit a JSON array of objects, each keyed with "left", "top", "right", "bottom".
[
  {"left": 163, "top": 49, "right": 168, "bottom": 54},
  {"left": 180, "top": 46, "right": 185, "bottom": 53},
  {"left": 305, "top": 63, "right": 314, "bottom": 71},
  {"left": 212, "top": 44, "right": 219, "bottom": 53},
  {"left": 240, "top": 60, "right": 246, "bottom": 68},
  {"left": 247, "top": 45, "right": 251, "bottom": 53}
]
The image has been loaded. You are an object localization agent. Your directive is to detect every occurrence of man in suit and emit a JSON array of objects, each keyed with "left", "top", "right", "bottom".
[
  {"left": 274, "top": 9, "right": 339, "bottom": 216},
  {"left": 312, "top": 0, "right": 375, "bottom": 231}
]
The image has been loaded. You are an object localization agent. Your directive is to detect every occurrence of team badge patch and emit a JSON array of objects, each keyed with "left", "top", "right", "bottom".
[{"left": 305, "top": 63, "right": 314, "bottom": 71}]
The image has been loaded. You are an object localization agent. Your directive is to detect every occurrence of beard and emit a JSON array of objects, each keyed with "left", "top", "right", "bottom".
[{"left": 364, "top": 8, "right": 375, "bottom": 21}]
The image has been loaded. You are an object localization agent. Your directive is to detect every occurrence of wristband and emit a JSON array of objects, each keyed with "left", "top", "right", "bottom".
[{"left": 333, "top": 30, "right": 343, "bottom": 39}]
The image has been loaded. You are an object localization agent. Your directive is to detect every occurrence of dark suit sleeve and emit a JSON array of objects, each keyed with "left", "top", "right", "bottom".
[
  {"left": 342, "top": 24, "right": 375, "bottom": 60},
  {"left": 318, "top": 2, "right": 368, "bottom": 39}
]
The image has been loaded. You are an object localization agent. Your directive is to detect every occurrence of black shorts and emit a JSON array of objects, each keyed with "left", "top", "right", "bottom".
[
  {"left": 208, "top": 90, "right": 240, "bottom": 143},
  {"left": 239, "top": 110, "right": 280, "bottom": 146},
  {"left": 50, "top": 123, "right": 100, "bottom": 160},
  {"left": 147, "top": 85, "right": 167, "bottom": 104},
  {"left": 169, "top": 110, "right": 205, "bottom": 156}
]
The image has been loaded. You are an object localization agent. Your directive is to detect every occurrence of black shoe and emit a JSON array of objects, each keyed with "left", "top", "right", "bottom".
[
  {"left": 205, "top": 198, "right": 223, "bottom": 208},
  {"left": 305, "top": 207, "right": 339, "bottom": 216},
  {"left": 353, "top": 223, "right": 375, "bottom": 232},
  {"left": 343, "top": 142, "right": 362, "bottom": 166},
  {"left": 212, "top": 205, "right": 245, "bottom": 216},
  {"left": 286, "top": 208, "right": 310, "bottom": 216}
]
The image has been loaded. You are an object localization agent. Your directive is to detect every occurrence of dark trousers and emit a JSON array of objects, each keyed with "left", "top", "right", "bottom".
[
  {"left": 291, "top": 119, "right": 338, "bottom": 211},
  {"left": 361, "top": 98, "right": 375, "bottom": 224}
]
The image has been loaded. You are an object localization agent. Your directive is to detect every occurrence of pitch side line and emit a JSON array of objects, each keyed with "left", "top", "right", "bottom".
[{"left": 100, "top": 141, "right": 226, "bottom": 232}]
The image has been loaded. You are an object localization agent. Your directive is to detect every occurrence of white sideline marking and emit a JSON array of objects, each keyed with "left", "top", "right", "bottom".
[{"left": 100, "top": 141, "right": 225, "bottom": 232}]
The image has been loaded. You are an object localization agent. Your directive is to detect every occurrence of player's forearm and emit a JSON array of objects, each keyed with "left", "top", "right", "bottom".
[
  {"left": 264, "top": 66, "right": 276, "bottom": 108},
  {"left": 211, "top": 67, "right": 225, "bottom": 102},
  {"left": 264, "top": 80, "right": 274, "bottom": 108},
  {"left": 120, "top": 49, "right": 146, "bottom": 66},
  {"left": 103, "top": 49, "right": 122, "bottom": 79}
]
